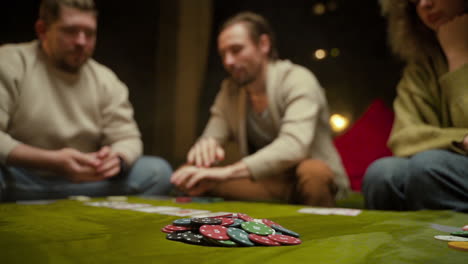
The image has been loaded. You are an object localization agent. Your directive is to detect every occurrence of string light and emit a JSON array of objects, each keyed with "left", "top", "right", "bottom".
[
  {"left": 330, "top": 114, "right": 349, "bottom": 133},
  {"left": 314, "top": 49, "right": 327, "bottom": 60},
  {"left": 313, "top": 3, "right": 326, "bottom": 15}
]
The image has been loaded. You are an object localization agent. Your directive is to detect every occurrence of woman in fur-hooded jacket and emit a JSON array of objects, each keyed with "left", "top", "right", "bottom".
[{"left": 362, "top": 0, "right": 468, "bottom": 212}]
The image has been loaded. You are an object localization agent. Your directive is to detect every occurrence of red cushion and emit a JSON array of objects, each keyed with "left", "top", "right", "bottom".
[{"left": 333, "top": 99, "right": 394, "bottom": 191}]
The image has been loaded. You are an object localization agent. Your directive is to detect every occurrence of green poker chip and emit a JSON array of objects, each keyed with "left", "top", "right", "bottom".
[
  {"left": 205, "top": 237, "right": 238, "bottom": 247},
  {"left": 217, "top": 239, "right": 237, "bottom": 247},
  {"left": 241, "top": 221, "right": 274, "bottom": 235},
  {"left": 451, "top": 231, "right": 468, "bottom": 238},
  {"left": 227, "top": 227, "right": 255, "bottom": 246}
]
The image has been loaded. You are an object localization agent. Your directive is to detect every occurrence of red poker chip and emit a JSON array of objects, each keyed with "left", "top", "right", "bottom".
[
  {"left": 267, "top": 234, "right": 302, "bottom": 245},
  {"left": 164, "top": 225, "right": 191, "bottom": 232},
  {"left": 199, "top": 225, "right": 229, "bottom": 240},
  {"left": 238, "top": 213, "right": 254, "bottom": 222},
  {"left": 161, "top": 227, "right": 173, "bottom": 234},
  {"left": 175, "top": 197, "right": 192, "bottom": 203},
  {"left": 261, "top": 219, "right": 282, "bottom": 227},
  {"left": 248, "top": 234, "right": 281, "bottom": 246},
  {"left": 219, "top": 218, "right": 235, "bottom": 226},
  {"left": 212, "top": 213, "right": 234, "bottom": 218},
  {"left": 463, "top": 225, "right": 468, "bottom": 231}
]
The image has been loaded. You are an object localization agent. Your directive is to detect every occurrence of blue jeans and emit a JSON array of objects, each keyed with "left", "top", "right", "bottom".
[
  {"left": 0, "top": 156, "right": 173, "bottom": 202},
  {"left": 362, "top": 150, "right": 468, "bottom": 212}
]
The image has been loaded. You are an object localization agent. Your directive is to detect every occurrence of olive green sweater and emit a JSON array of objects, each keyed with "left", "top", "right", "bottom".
[
  {"left": 389, "top": 49, "right": 468, "bottom": 156},
  {"left": 0, "top": 41, "right": 142, "bottom": 165}
]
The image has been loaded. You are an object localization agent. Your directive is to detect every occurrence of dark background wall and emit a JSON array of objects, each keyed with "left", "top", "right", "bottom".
[{"left": 1, "top": 0, "right": 402, "bottom": 166}]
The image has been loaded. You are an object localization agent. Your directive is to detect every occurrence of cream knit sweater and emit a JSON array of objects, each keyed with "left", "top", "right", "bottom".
[{"left": 0, "top": 41, "right": 142, "bottom": 165}]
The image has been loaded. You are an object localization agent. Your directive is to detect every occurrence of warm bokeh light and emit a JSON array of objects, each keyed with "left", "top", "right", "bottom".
[
  {"left": 314, "top": 49, "right": 327, "bottom": 60},
  {"left": 313, "top": 3, "right": 326, "bottom": 15},
  {"left": 330, "top": 48, "right": 340, "bottom": 57},
  {"left": 330, "top": 114, "right": 349, "bottom": 133}
]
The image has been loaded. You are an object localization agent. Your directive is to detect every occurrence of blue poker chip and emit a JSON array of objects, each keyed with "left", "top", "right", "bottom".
[
  {"left": 229, "top": 218, "right": 245, "bottom": 228},
  {"left": 173, "top": 218, "right": 193, "bottom": 226},
  {"left": 227, "top": 227, "right": 255, "bottom": 246},
  {"left": 271, "top": 224, "right": 300, "bottom": 238}
]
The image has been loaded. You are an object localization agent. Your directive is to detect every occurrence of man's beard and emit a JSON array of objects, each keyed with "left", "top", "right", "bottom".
[
  {"left": 55, "top": 48, "right": 91, "bottom": 73},
  {"left": 56, "top": 56, "right": 88, "bottom": 73},
  {"left": 231, "top": 74, "right": 256, "bottom": 86},
  {"left": 230, "top": 65, "right": 261, "bottom": 86},
  {"left": 57, "top": 60, "right": 82, "bottom": 73}
]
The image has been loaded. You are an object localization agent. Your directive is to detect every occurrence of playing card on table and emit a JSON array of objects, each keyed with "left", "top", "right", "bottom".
[
  {"left": 298, "top": 207, "right": 362, "bottom": 216},
  {"left": 131, "top": 206, "right": 181, "bottom": 213},
  {"left": 158, "top": 209, "right": 211, "bottom": 217},
  {"left": 192, "top": 212, "right": 235, "bottom": 218},
  {"left": 109, "top": 202, "right": 152, "bottom": 210}
]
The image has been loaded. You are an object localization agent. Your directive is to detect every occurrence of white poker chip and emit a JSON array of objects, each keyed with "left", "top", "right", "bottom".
[
  {"left": 434, "top": 235, "right": 468, "bottom": 242},
  {"left": 463, "top": 225, "right": 468, "bottom": 231}
]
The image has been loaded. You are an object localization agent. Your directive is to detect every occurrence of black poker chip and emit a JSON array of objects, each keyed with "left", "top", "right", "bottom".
[
  {"left": 182, "top": 231, "right": 205, "bottom": 244},
  {"left": 166, "top": 232, "right": 185, "bottom": 242},
  {"left": 191, "top": 217, "right": 222, "bottom": 225}
]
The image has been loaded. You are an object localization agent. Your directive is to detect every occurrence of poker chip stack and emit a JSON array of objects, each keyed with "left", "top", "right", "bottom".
[
  {"left": 161, "top": 213, "right": 302, "bottom": 247},
  {"left": 434, "top": 226, "right": 468, "bottom": 252}
]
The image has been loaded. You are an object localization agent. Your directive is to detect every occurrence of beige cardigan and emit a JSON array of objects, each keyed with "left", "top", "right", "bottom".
[{"left": 202, "top": 60, "right": 349, "bottom": 199}]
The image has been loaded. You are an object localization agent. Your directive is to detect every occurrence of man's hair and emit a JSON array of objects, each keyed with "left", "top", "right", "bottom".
[
  {"left": 39, "top": 0, "right": 97, "bottom": 26},
  {"left": 380, "top": 0, "right": 468, "bottom": 62},
  {"left": 220, "top": 11, "right": 279, "bottom": 60}
]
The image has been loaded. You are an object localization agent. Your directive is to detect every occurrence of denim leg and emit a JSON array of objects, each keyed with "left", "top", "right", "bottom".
[
  {"left": 406, "top": 150, "right": 468, "bottom": 212},
  {"left": 1, "top": 156, "right": 173, "bottom": 202},
  {"left": 362, "top": 157, "right": 410, "bottom": 210},
  {"left": 3, "top": 166, "right": 124, "bottom": 201},
  {"left": 121, "top": 156, "right": 173, "bottom": 196}
]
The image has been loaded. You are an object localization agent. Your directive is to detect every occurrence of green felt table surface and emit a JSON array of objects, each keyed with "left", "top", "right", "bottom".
[{"left": 0, "top": 196, "right": 467, "bottom": 264}]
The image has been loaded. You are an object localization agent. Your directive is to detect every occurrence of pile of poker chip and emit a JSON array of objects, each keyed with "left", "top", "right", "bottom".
[
  {"left": 434, "top": 225, "right": 468, "bottom": 252},
  {"left": 161, "top": 213, "right": 302, "bottom": 247}
]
